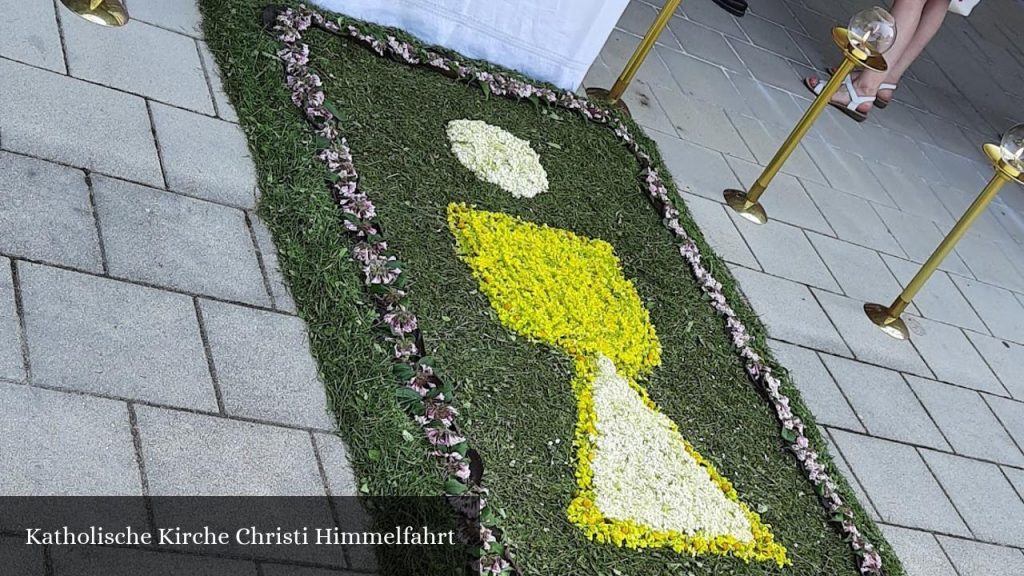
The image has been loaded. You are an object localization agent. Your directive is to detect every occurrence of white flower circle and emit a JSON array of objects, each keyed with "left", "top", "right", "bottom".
[{"left": 446, "top": 119, "right": 549, "bottom": 198}]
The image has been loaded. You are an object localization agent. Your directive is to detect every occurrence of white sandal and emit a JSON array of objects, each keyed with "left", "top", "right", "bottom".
[
  {"left": 802, "top": 74, "right": 875, "bottom": 122},
  {"left": 875, "top": 82, "right": 898, "bottom": 109},
  {"left": 825, "top": 67, "right": 898, "bottom": 109}
]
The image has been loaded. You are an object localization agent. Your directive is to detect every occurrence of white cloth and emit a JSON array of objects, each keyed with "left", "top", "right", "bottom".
[
  {"left": 310, "top": 0, "right": 631, "bottom": 90},
  {"left": 949, "top": 0, "right": 981, "bottom": 16}
]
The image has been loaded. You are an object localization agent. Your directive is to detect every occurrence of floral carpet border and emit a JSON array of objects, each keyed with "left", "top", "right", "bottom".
[{"left": 268, "top": 5, "right": 884, "bottom": 575}]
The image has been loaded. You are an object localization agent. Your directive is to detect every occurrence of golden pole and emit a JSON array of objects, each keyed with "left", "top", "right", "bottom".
[
  {"left": 607, "top": 0, "right": 682, "bottom": 102},
  {"left": 865, "top": 143, "right": 1023, "bottom": 339},
  {"left": 724, "top": 28, "right": 887, "bottom": 224},
  {"left": 586, "top": 0, "right": 682, "bottom": 109}
]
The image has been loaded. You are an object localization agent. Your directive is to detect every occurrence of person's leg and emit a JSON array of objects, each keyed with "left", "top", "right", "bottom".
[
  {"left": 807, "top": 0, "right": 929, "bottom": 114},
  {"left": 818, "top": 0, "right": 948, "bottom": 104},
  {"left": 882, "top": 0, "right": 949, "bottom": 84}
]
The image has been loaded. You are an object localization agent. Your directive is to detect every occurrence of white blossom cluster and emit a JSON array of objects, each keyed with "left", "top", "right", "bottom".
[
  {"left": 446, "top": 119, "right": 549, "bottom": 198},
  {"left": 588, "top": 356, "right": 754, "bottom": 541}
]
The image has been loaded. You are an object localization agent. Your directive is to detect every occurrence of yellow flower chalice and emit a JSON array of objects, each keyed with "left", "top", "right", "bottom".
[{"left": 447, "top": 204, "right": 787, "bottom": 566}]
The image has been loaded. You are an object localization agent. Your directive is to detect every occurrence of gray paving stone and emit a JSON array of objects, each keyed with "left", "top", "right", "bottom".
[
  {"left": 985, "top": 395, "right": 1024, "bottom": 454},
  {"left": 869, "top": 128, "right": 940, "bottom": 178},
  {"left": 802, "top": 141, "right": 897, "bottom": 208},
  {"left": 135, "top": 406, "right": 325, "bottom": 495},
  {"left": 0, "top": 59, "right": 163, "bottom": 187},
  {"left": 677, "top": 0, "right": 745, "bottom": 38},
  {"left": 802, "top": 93, "right": 865, "bottom": 153},
  {"left": 908, "top": 317, "right": 1004, "bottom": 394},
  {"left": 0, "top": 0, "right": 65, "bottom": 72},
  {"left": 197, "top": 40, "right": 240, "bottom": 123},
  {"left": 916, "top": 109, "right": 983, "bottom": 160},
  {"left": 619, "top": 77, "right": 676, "bottom": 137},
  {"left": 0, "top": 257, "right": 24, "bottom": 382},
  {"left": 2, "top": 535, "right": 45, "bottom": 574},
  {"left": 1005, "top": 466, "right": 1024, "bottom": 499},
  {"left": 873, "top": 205, "right": 971, "bottom": 277},
  {"left": 200, "top": 299, "right": 330, "bottom": 429},
  {"left": 725, "top": 73, "right": 805, "bottom": 129},
  {"left": 658, "top": 46, "right": 750, "bottom": 113},
  {"left": 878, "top": 525, "right": 957, "bottom": 576},
  {"left": 736, "top": 13, "right": 807, "bottom": 63},
  {"left": 725, "top": 156, "right": 832, "bottom": 234},
  {"left": 823, "top": 355, "right": 947, "bottom": 448},
  {"left": 866, "top": 100, "right": 930, "bottom": 143},
  {"left": 590, "top": 43, "right": 676, "bottom": 136},
  {"left": 92, "top": 176, "right": 269, "bottom": 307},
  {"left": 955, "top": 234, "right": 1024, "bottom": 293},
  {"left": 51, "top": 546, "right": 256, "bottom": 576},
  {"left": 770, "top": 341, "right": 861, "bottom": 429},
  {"left": 967, "top": 333, "right": 1024, "bottom": 399},
  {"left": 0, "top": 383, "right": 140, "bottom": 495},
  {"left": 650, "top": 84, "right": 754, "bottom": 161},
  {"left": 932, "top": 182, "right": 1008, "bottom": 242},
  {"left": 58, "top": 13, "right": 213, "bottom": 114},
  {"left": 829, "top": 429, "right": 969, "bottom": 535},
  {"left": 665, "top": 16, "right": 745, "bottom": 72},
  {"left": 938, "top": 536, "right": 1024, "bottom": 576},
  {"left": 598, "top": 30, "right": 678, "bottom": 93},
  {"left": 614, "top": 0, "right": 658, "bottom": 36},
  {"left": 128, "top": 0, "right": 204, "bottom": 36},
  {"left": 789, "top": 31, "right": 829, "bottom": 72},
  {"left": 250, "top": 214, "right": 297, "bottom": 313},
  {"left": 680, "top": 193, "right": 759, "bottom": 269},
  {"left": 150, "top": 102, "right": 258, "bottom": 208},
  {"left": 18, "top": 262, "right": 216, "bottom": 410},
  {"left": 808, "top": 233, "right": 903, "bottom": 302},
  {"left": 952, "top": 276, "right": 1024, "bottom": 344},
  {"left": 727, "top": 39, "right": 802, "bottom": 93},
  {"left": 906, "top": 55, "right": 958, "bottom": 92},
  {"left": 921, "top": 143, "right": 990, "bottom": 192},
  {"left": 922, "top": 450, "right": 1024, "bottom": 546},
  {"left": 909, "top": 376, "right": 1023, "bottom": 466},
  {"left": 746, "top": 0, "right": 795, "bottom": 26},
  {"left": 813, "top": 289, "right": 931, "bottom": 376},
  {"left": 731, "top": 267, "right": 849, "bottom": 355},
  {"left": 315, "top": 433, "right": 358, "bottom": 497},
  {"left": 801, "top": 180, "right": 903, "bottom": 256},
  {"left": 728, "top": 113, "right": 825, "bottom": 183},
  {"left": 820, "top": 428, "right": 878, "bottom": 520},
  {"left": 993, "top": 203, "right": 1024, "bottom": 245},
  {"left": 730, "top": 217, "right": 839, "bottom": 291},
  {"left": 647, "top": 129, "right": 740, "bottom": 200},
  {"left": 0, "top": 152, "right": 101, "bottom": 272}
]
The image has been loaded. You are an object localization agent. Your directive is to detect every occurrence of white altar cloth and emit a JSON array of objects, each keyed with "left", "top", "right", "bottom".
[{"left": 310, "top": 0, "right": 631, "bottom": 90}]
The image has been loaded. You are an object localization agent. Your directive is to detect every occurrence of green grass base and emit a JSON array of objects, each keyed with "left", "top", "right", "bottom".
[{"left": 198, "top": 3, "right": 904, "bottom": 575}]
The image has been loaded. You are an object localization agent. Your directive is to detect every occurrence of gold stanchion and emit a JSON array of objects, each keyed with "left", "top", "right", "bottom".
[
  {"left": 865, "top": 143, "right": 1024, "bottom": 339},
  {"left": 586, "top": 0, "right": 682, "bottom": 113},
  {"left": 724, "top": 28, "right": 888, "bottom": 224}
]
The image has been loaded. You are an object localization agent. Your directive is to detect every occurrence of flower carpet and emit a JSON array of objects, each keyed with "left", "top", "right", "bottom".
[{"left": 200, "top": 2, "right": 905, "bottom": 575}]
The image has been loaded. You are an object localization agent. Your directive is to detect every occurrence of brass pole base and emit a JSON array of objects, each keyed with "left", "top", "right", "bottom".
[
  {"left": 864, "top": 302, "right": 910, "bottom": 340},
  {"left": 724, "top": 189, "right": 768, "bottom": 224},
  {"left": 584, "top": 87, "right": 631, "bottom": 117},
  {"left": 59, "top": 0, "right": 129, "bottom": 26}
]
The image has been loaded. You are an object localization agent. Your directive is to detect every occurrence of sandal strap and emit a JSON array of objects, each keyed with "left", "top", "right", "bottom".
[
  {"left": 879, "top": 82, "right": 898, "bottom": 91},
  {"left": 843, "top": 75, "right": 875, "bottom": 111}
]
